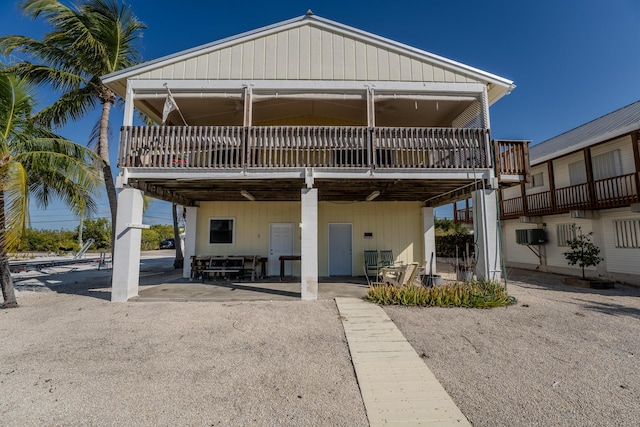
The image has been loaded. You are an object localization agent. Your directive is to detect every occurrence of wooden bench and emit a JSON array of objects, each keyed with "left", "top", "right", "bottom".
[{"left": 201, "top": 257, "right": 244, "bottom": 282}]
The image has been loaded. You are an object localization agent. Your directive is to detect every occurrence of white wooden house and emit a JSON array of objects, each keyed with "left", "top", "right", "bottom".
[
  {"left": 499, "top": 101, "right": 640, "bottom": 284},
  {"left": 102, "top": 12, "right": 525, "bottom": 301}
]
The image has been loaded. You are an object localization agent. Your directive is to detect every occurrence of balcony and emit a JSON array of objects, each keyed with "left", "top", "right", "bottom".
[
  {"left": 118, "top": 125, "right": 493, "bottom": 170},
  {"left": 117, "top": 126, "right": 529, "bottom": 205},
  {"left": 500, "top": 172, "right": 640, "bottom": 219}
]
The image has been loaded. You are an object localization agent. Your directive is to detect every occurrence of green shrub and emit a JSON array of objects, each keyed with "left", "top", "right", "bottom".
[
  {"left": 435, "top": 232, "right": 475, "bottom": 258},
  {"left": 365, "top": 280, "right": 516, "bottom": 308}
]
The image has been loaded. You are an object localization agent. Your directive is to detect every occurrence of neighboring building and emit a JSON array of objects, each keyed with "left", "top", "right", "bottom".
[
  {"left": 102, "top": 12, "right": 525, "bottom": 301},
  {"left": 499, "top": 101, "right": 640, "bottom": 285}
]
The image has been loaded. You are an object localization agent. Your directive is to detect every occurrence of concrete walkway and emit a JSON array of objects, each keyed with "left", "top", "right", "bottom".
[{"left": 336, "top": 298, "right": 470, "bottom": 426}]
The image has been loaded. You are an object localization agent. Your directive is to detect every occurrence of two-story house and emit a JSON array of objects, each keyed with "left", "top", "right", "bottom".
[
  {"left": 102, "top": 12, "right": 524, "bottom": 301},
  {"left": 499, "top": 101, "right": 640, "bottom": 284}
]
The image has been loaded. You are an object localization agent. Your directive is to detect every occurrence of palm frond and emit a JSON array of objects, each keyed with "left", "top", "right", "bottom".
[{"left": 34, "top": 85, "right": 97, "bottom": 128}]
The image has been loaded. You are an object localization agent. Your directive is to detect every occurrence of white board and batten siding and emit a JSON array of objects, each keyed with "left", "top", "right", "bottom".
[
  {"left": 131, "top": 24, "right": 482, "bottom": 84},
  {"left": 600, "top": 208, "right": 640, "bottom": 275},
  {"left": 196, "top": 201, "right": 423, "bottom": 277}
]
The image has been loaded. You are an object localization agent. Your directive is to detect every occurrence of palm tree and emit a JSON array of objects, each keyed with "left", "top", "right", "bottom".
[
  {"left": 0, "top": 72, "right": 101, "bottom": 308},
  {"left": 0, "top": 0, "right": 145, "bottom": 246}
]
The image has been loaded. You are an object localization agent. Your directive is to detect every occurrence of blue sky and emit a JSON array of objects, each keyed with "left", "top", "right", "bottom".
[{"left": 2, "top": 0, "right": 640, "bottom": 229}]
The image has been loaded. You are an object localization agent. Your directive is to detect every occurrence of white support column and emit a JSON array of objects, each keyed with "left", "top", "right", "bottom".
[
  {"left": 123, "top": 80, "right": 135, "bottom": 126},
  {"left": 421, "top": 207, "right": 436, "bottom": 274},
  {"left": 243, "top": 85, "right": 253, "bottom": 127},
  {"left": 472, "top": 188, "right": 502, "bottom": 282},
  {"left": 301, "top": 188, "right": 318, "bottom": 300},
  {"left": 183, "top": 206, "right": 199, "bottom": 279},
  {"left": 111, "top": 188, "right": 144, "bottom": 302}
]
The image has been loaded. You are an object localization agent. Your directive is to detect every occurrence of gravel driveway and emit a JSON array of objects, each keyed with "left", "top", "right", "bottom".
[{"left": 386, "top": 269, "right": 640, "bottom": 427}]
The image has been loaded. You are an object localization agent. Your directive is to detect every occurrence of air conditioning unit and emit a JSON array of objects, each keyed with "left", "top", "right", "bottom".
[{"left": 516, "top": 229, "right": 547, "bottom": 245}]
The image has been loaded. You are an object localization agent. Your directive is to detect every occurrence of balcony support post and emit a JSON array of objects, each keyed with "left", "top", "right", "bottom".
[
  {"left": 547, "top": 160, "right": 557, "bottom": 212},
  {"left": 111, "top": 187, "right": 144, "bottom": 302},
  {"left": 632, "top": 132, "right": 640, "bottom": 199},
  {"left": 472, "top": 188, "right": 502, "bottom": 282},
  {"left": 366, "top": 86, "right": 375, "bottom": 168},
  {"left": 584, "top": 148, "right": 596, "bottom": 208},
  {"left": 183, "top": 206, "right": 199, "bottom": 279},
  {"left": 520, "top": 182, "right": 529, "bottom": 217},
  {"left": 300, "top": 187, "right": 318, "bottom": 300}
]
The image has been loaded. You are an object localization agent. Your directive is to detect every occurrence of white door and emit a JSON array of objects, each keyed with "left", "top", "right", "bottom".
[
  {"left": 328, "top": 223, "right": 352, "bottom": 276},
  {"left": 269, "top": 223, "right": 295, "bottom": 276}
]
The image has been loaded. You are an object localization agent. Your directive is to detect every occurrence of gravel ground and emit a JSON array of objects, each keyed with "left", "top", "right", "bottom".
[
  {"left": 386, "top": 268, "right": 640, "bottom": 427},
  {"left": 4, "top": 259, "right": 640, "bottom": 426},
  {"left": 0, "top": 292, "right": 367, "bottom": 426}
]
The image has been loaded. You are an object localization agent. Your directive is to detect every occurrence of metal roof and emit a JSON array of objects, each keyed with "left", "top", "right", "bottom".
[{"left": 530, "top": 100, "right": 640, "bottom": 165}]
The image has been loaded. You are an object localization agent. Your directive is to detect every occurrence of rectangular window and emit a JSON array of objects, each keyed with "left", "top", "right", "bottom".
[
  {"left": 556, "top": 223, "right": 577, "bottom": 247},
  {"left": 592, "top": 150, "right": 621, "bottom": 180},
  {"left": 614, "top": 219, "right": 640, "bottom": 248},
  {"left": 526, "top": 172, "right": 544, "bottom": 189},
  {"left": 568, "top": 161, "right": 587, "bottom": 185},
  {"left": 209, "top": 218, "right": 235, "bottom": 245}
]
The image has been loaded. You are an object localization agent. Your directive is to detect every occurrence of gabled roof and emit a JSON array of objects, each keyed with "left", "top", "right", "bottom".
[
  {"left": 102, "top": 12, "right": 514, "bottom": 103},
  {"left": 530, "top": 100, "right": 640, "bottom": 165}
]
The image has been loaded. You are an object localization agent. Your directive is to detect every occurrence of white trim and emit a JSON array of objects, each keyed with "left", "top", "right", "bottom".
[
  {"left": 128, "top": 79, "right": 487, "bottom": 94},
  {"left": 208, "top": 217, "right": 236, "bottom": 245},
  {"left": 122, "top": 168, "right": 492, "bottom": 182}
]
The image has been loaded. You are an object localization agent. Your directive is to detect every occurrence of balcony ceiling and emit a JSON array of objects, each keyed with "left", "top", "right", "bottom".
[
  {"left": 138, "top": 96, "right": 474, "bottom": 128},
  {"left": 129, "top": 175, "right": 480, "bottom": 207}
]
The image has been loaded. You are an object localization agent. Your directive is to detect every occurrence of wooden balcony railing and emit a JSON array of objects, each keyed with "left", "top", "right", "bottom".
[
  {"left": 493, "top": 140, "right": 530, "bottom": 180},
  {"left": 454, "top": 208, "right": 473, "bottom": 224},
  {"left": 117, "top": 125, "right": 494, "bottom": 170},
  {"left": 500, "top": 172, "right": 640, "bottom": 219}
]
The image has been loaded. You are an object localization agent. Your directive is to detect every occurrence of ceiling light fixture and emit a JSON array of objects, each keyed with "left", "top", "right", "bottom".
[
  {"left": 366, "top": 191, "right": 380, "bottom": 201},
  {"left": 240, "top": 190, "right": 255, "bottom": 201}
]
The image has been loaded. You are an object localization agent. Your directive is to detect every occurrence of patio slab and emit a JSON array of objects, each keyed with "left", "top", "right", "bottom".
[{"left": 134, "top": 276, "right": 369, "bottom": 302}]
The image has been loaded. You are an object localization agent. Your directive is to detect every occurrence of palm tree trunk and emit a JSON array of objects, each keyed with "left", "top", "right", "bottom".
[
  {"left": 98, "top": 99, "right": 118, "bottom": 252},
  {"left": 172, "top": 203, "right": 184, "bottom": 268},
  {"left": 0, "top": 193, "right": 18, "bottom": 308}
]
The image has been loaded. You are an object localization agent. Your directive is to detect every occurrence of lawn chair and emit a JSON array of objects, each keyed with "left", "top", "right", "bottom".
[
  {"left": 363, "top": 250, "right": 380, "bottom": 279},
  {"left": 380, "top": 250, "right": 398, "bottom": 269}
]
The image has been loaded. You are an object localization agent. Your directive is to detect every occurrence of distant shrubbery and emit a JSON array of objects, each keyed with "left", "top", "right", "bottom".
[{"left": 15, "top": 221, "right": 174, "bottom": 253}]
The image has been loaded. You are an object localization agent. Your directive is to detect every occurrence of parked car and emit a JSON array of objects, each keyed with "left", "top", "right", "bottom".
[{"left": 159, "top": 238, "right": 175, "bottom": 249}]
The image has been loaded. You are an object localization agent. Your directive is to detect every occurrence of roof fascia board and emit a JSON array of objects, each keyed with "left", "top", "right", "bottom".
[
  {"left": 129, "top": 79, "right": 485, "bottom": 94},
  {"left": 531, "top": 122, "right": 640, "bottom": 165},
  {"left": 104, "top": 14, "right": 512, "bottom": 90}
]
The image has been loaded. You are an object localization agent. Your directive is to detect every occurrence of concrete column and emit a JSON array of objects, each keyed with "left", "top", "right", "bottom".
[
  {"left": 183, "top": 206, "right": 199, "bottom": 279},
  {"left": 472, "top": 188, "right": 502, "bottom": 282},
  {"left": 301, "top": 188, "right": 318, "bottom": 300},
  {"left": 111, "top": 188, "right": 144, "bottom": 302},
  {"left": 421, "top": 207, "right": 436, "bottom": 274}
]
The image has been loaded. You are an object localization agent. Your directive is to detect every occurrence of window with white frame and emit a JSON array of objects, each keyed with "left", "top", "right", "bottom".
[
  {"left": 526, "top": 172, "right": 544, "bottom": 189},
  {"left": 556, "top": 223, "right": 577, "bottom": 247},
  {"left": 592, "top": 150, "right": 622, "bottom": 180},
  {"left": 209, "top": 218, "right": 235, "bottom": 245},
  {"left": 614, "top": 219, "right": 640, "bottom": 248}
]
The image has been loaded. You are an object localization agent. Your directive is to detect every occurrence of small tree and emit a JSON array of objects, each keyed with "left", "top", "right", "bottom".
[{"left": 563, "top": 227, "right": 603, "bottom": 279}]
